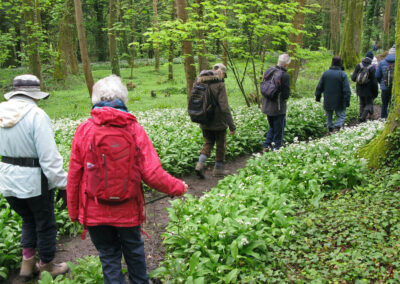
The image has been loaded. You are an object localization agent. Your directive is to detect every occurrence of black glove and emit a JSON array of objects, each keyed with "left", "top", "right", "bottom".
[
  {"left": 316, "top": 97, "right": 320, "bottom": 102},
  {"left": 346, "top": 101, "right": 350, "bottom": 107},
  {"left": 56, "top": 189, "right": 67, "bottom": 210}
]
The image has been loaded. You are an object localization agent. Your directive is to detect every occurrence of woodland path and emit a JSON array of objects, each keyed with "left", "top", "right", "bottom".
[{"left": 6, "top": 105, "right": 382, "bottom": 283}]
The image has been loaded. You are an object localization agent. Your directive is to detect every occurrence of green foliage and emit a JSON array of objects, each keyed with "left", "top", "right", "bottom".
[
  {"left": 152, "top": 121, "right": 385, "bottom": 282},
  {"left": 38, "top": 256, "right": 103, "bottom": 284}
]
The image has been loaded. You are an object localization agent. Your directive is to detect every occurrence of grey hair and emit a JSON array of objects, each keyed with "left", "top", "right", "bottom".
[
  {"left": 91, "top": 75, "right": 128, "bottom": 105},
  {"left": 277, "top": 54, "right": 291, "bottom": 67}
]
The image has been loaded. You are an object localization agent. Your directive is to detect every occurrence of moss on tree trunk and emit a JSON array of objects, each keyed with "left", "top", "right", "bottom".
[{"left": 339, "top": 0, "right": 364, "bottom": 69}]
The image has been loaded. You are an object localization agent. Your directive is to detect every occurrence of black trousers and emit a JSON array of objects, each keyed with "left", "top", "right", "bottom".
[{"left": 6, "top": 188, "right": 57, "bottom": 263}]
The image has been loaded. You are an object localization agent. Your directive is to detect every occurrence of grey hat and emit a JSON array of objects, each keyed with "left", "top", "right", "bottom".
[
  {"left": 4, "top": 74, "right": 49, "bottom": 100},
  {"left": 213, "top": 63, "right": 227, "bottom": 73},
  {"left": 389, "top": 45, "right": 396, "bottom": 55}
]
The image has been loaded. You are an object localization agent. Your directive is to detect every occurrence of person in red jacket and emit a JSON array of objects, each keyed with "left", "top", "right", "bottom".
[{"left": 67, "top": 75, "right": 187, "bottom": 284}]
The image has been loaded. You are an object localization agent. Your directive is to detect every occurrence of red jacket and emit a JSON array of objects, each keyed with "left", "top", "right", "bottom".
[{"left": 67, "top": 107, "right": 186, "bottom": 227}]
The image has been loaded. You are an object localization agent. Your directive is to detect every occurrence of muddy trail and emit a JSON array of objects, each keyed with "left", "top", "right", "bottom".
[{"left": 6, "top": 105, "right": 382, "bottom": 283}]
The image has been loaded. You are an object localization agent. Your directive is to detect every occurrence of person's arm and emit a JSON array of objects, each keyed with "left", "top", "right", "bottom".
[
  {"left": 370, "top": 68, "right": 379, "bottom": 98},
  {"left": 217, "top": 83, "right": 236, "bottom": 132},
  {"left": 315, "top": 73, "right": 325, "bottom": 102},
  {"left": 66, "top": 124, "right": 86, "bottom": 221},
  {"left": 280, "top": 72, "right": 290, "bottom": 101},
  {"left": 376, "top": 62, "right": 383, "bottom": 82},
  {"left": 342, "top": 73, "right": 351, "bottom": 106},
  {"left": 33, "top": 110, "right": 67, "bottom": 189},
  {"left": 351, "top": 64, "right": 360, "bottom": 82},
  {"left": 136, "top": 124, "right": 186, "bottom": 196}
]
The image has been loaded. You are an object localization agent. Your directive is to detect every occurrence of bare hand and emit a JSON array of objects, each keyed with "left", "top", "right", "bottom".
[
  {"left": 183, "top": 181, "right": 188, "bottom": 193},
  {"left": 230, "top": 130, "right": 236, "bottom": 135}
]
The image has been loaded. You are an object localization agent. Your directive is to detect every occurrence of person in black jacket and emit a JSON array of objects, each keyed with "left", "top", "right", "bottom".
[
  {"left": 261, "top": 53, "right": 291, "bottom": 151},
  {"left": 315, "top": 56, "right": 351, "bottom": 132},
  {"left": 351, "top": 51, "right": 379, "bottom": 122}
]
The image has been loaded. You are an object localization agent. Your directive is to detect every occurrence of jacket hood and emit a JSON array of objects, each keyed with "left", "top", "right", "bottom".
[
  {"left": 197, "top": 70, "right": 224, "bottom": 83},
  {"left": 91, "top": 107, "right": 137, "bottom": 127},
  {"left": 385, "top": 54, "right": 396, "bottom": 63},
  {"left": 0, "top": 98, "right": 35, "bottom": 128},
  {"left": 362, "top": 57, "right": 372, "bottom": 66}
]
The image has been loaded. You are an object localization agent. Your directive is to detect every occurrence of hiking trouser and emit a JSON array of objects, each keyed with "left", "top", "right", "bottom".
[
  {"left": 325, "top": 108, "right": 346, "bottom": 129},
  {"left": 6, "top": 189, "right": 57, "bottom": 263},
  {"left": 359, "top": 96, "right": 374, "bottom": 120},
  {"left": 263, "top": 114, "right": 286, "bottom": 150},
  {"left": 381, "top": 88, "right": 392, "bottom": 119},
  {"left": 88, "top": 225, "right": 148, "bottom": 284},
  {"left": 200, "top": 129, "right": 227, "bottom": 163}
]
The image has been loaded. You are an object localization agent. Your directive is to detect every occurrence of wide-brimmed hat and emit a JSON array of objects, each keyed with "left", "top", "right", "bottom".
[{"left": 4, "top": 74, "right": 49, "bottom": 100}]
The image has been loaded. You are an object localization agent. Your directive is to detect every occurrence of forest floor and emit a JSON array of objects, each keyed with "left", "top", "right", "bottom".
[{"left": 6, "top": 105, "right": 382, "bottom": 283}]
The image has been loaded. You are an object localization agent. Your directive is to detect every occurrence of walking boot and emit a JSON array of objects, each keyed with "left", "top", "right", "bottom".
[
  {"left": 195, "top": 162, "right": 205, "bottom": 179},
  {"left": 38, "top": 261, "right": 69, "bottom": 278},
  {"left": 212, "top": 167, "right": 229, "bottom": 177},
  {"left": 20, "top": 256, "right": 39, "bottom": 279}
]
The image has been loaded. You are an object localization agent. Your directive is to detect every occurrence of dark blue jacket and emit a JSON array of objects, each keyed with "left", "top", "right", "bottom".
[
  {"left": 315, "top": 66, "right": 351, "bottom": 111},
  {"left": 376, "top": 54, "right": 395, "bottom": 91}
]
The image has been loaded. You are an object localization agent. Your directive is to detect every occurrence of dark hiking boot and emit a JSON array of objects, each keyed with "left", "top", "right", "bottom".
[
  {"left": 195, "top": 162, "right": 205, "bottom": 179},
  {"left": 212, "top": 167, "right": 229, "bottom": 177},
  {"left": 20, "top": 256, "right": 39, "bottom": 279},
  {"left": 38, "top": 261, "right": 69, "bottom": 278}
]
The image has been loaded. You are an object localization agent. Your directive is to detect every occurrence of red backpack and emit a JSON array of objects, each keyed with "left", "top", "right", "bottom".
[{"left": 85, "top": 121, "right": 141, "bottom": 204}]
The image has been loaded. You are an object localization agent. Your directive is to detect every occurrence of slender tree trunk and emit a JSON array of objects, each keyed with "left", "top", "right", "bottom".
[
  {"left": 74, "top": 0, "right": 94, "bottom": 96},
  {"left": 94, "top": 1, "right": 107, "bottom": 61},
  {"left": 168, "top": 1, "right": 176, "bottom": 80},
  {"left": 339, "top": 0, "right": 364, "bottom": 69},
  {"left": 176, "top": 0, "right": 196, "bottom": 98},
  {"left": 222, "top": 8, "right": 228, "bottom": 67},
  {"left": 330, "top": 0, "right": 341, "bottom": 55},
  {"left": 384, "top": 0, "right": 391, "bottom": 50},
  {"left": 362, "top": 0, "right": 378, "bottom": 53},
  {"left": 109, "top": 0, "right": 120, "bottom": 76},
  {"left": 153, "top": 0, "right": 160, "bottom": 71},
  {"left": 22, "top": 0, "right": 42, "bottom": 82},
  {"left": 196, "top": 0, "right": 208, "bottom": 72},
  {"left": 288, "top": 0, "right": 306, "bottom": 95},
  {"left": 359, "top": 0, "right": 400, "bottom": 167}
]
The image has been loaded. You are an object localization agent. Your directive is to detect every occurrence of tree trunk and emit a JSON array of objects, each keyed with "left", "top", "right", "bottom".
[
  {"left": 384, "top": 0, "right": 391, "bottom": 50},
  {"left": 54, "top": 0, "right": 79, "bottom": 79},
  {"left": 74, "top": 0, "right": 94, "bottom": 96},
  {"left": 22, "top": 0, "right": 42, "bottom": 82},
  {"left": 196, "top": 0, "right": 208, "bottom": 72},
  {"left": 168, "top": 1, "right": 176, "bottom": 80},
  {"left": 330, "top": 0, "right": 341, "bottom": 55},
  {"left": 94, "top": 1, "right": 108, "bottom": 62},
  {"left": 362, "top": 0, "right": 378, "bottom": 54},
  {"left": 359, "top": 0, "right": 400, "bottom": 167},
  {"left": 176, "top": 0, "right": 196, "bottom": 98},
  {"left": 109, "top": 0, "right": 120, "bottom": 76},
  {"left": 288, "top": 0, "right": 306, "bottom": 95},
  {"left": 339, "top": 0, "right": 364, "bottom": 69},
  {"left": 153, "top": 0, "right": 160, "bottom": 71},
  {"left": 222, "top": 8, "right": 228, "bottom": 67}
]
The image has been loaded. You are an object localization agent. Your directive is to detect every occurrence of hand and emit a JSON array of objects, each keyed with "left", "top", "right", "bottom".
[
  {"left": 316, "top": 97, "right": 320, "bottom": 102},
  {"left": 346, "top": 101, "right": 350, "bottom": 107},
  {"left": 230, "top": 130, "right": 236, "bottom": 135},
  {"left": 183, "top": 181, "right": 188, "bottom": 193},
  {"left": 56, "top": 189, "right": 67, "bottom": 210}
]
